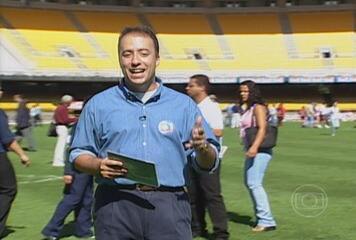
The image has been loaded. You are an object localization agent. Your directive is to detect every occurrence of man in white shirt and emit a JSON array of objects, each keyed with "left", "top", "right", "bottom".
[{"left": 186, "top": 74, "right": 229, "bottom": 240}]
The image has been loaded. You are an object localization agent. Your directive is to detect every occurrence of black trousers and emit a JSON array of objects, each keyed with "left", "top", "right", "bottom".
[
  {"left": 188, "top": 163, "right": 229, "bottom": 239},
  {"left": 0, "top": 153, "right": 17, "bottom": 237}
]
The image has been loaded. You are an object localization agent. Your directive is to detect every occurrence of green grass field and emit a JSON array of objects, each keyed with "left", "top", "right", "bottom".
[{"left": 4, "top": 122, "right": 356, "bottom": 240}]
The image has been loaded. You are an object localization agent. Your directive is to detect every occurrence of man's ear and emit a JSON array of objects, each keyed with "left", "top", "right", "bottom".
[{"left": 156, "top": 54, "right": 160, "bottom": 67}]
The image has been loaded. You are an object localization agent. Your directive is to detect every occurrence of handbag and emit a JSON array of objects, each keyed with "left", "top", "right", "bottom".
[
  {"left": 245, "top": 107, "right": 278, "bottom": 149},
  {"left": 47, "top": 122, "right": 58, "bottom": 137}
]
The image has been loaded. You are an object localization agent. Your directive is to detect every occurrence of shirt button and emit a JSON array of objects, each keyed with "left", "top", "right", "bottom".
[{"left": 143, "top": 142, "right": 147, "bottom": 146}]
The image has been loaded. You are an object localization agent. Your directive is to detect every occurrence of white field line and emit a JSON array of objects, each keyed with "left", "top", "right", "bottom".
[{"left": 18, "top": 175, "right": 62, "bottom": 184}]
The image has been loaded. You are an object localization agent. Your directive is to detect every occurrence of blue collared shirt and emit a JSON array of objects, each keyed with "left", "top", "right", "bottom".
[{"left": 70, "top": 79, "right": 220, "bottom": 187}]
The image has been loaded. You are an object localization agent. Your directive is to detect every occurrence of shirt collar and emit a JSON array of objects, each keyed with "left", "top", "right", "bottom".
[
  {"left": 117, "top": 77, "right": 162, "bottom": 103},
  {"left": 197, "top": 96, "right": 210, "bottom": 107}
]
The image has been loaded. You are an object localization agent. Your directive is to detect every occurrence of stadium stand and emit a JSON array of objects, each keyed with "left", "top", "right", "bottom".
[
  {"left": 217, "top": 13, "right": 288, "bottom": 70},
  {"left": 289, "top": 11, "right": 354, "bottom": 59},
  {"left": 73, "top": 11, "right": 140, "bottom": 69},
  {"left": 1, "top": 8, "right": 93, "bottom": 70},
  {"left": 147, "top": 13, "right": 213, "bottom": 34},
  {"left": 0, "top": 8, "right": 137, "bottom": 74},
  {"left": 1, "top": 6, "right": 354, "bottom": 81},
  {"left": 147, "top": 14, "right": 225, "bottom": 71},
  {"left": 0, "top": 1, "right": 354, "bottom": 107}
]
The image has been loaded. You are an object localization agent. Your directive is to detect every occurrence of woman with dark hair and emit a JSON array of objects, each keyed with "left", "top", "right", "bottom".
[{"left": 238, "top": 80, "right": 276, "bottom": 232}]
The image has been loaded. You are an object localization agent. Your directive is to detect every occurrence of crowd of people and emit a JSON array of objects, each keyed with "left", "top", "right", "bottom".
[
  {"left": 0, "top": 25, "right": 345, "bottom": 240},
  {"left": 298, "top": 101, "right": 341, "bottom": 136},
  {"left": 42, "top": 100, "right": 94, "bottom": 240}
]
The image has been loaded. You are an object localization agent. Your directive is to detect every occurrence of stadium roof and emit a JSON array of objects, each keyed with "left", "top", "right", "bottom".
[{"left": 1, "top": 0, "right": 354, "bottom": 11}]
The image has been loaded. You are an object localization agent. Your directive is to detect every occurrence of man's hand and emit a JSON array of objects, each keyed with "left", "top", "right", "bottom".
[
  {"left": 191, "top": 116, "right": 208, "bottom": 152},
  {"left": 20, "top": 154, "right": 30, "bottom": 167},
  {"left": 188, "top": 116, "right": 217, "bottom": 170},
  {"left": 63, "top": 175, "right": 73, "bottom": 184},
  {"left": 99, "top": 157, "right": 128, "bottom": 179}
]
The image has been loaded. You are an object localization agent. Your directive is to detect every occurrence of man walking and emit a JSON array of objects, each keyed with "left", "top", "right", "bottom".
[
  {"left": 1, "top": 88, "right": 31, "bottom": 238},
  {"left": 13, "top": 94, "right": 36, "bottom": 151}
]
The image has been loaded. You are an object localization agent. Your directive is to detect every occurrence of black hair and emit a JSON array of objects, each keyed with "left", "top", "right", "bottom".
[
  {"left": 190, "top": 74, "right": 210, "bottom": 93},
  {"left": 238, "top": 80, "right": 265, "bottom": 109}
]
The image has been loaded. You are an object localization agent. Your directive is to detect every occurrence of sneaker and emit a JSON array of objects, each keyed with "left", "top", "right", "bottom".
[
  {"left": 42, "top": 235, "right": 59, "bottom": 240},
  {"left": 52, "top": 163, "right": 65, "bottom": 167},
  {"left": 252, "top": 225, "right": 276, "bottom": 232}
]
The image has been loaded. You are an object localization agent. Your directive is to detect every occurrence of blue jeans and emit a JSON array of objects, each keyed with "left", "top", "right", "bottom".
[{"left": 244, "top": 152, "right": 276, "bottom": 227}]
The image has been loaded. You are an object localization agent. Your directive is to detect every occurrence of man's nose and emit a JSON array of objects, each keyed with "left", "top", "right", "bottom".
[{"left": 131, "top": 53, "right": 140, "bottom": 65}]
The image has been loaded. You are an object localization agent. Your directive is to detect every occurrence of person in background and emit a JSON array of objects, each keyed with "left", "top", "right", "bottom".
[
  {"left": 238, "top": 80, "right": 276, "bottom": 232},
  {"left": 0, "top": 88, "right": 31, "bottom": 239},
  {"left": 186, "top": 74, "right": 229, "bottom": 240},
  {"left": 209, "top": 94, "right": 218, "bottom": 103},
  {"left": 13, "top": 94, "right": 36, "bottom": 151},
  {"left": 298, "top": 106, "right": 306, "bottom": 127},
  {"left": 319, "top": 103, "right": 330, "bottom": 129},
  {"left": 30, "top": 103, "right": 42, "bottom": 126},
  {"left": 268, "top": 104, "right": 278, "bottom": 127},
  {"left": 313, "top": 103, "right": 322, "bottom": 128},
  {"left": 230, "top": 104, "right": 241, "bottom": 129},
  {"left": 42, "top": 101, "right": 93, "bottom": 240},
  {"left": 69, "top": 25, "right": 219, "bottom": 240},
  {"left": 305, "top": 103, "right": 315, "bottom": 128},
  {"left": 52, "top": 95, "right": 77, "bottom": 167},
  {"left": 223, "top": 104, "right": 239, "bottom": 128},
  {"left": 276, "top": 103, "right": 286, "bottom": 127},
  {"left": 329, "top": 101, "right": 341, "bottom": 136}
]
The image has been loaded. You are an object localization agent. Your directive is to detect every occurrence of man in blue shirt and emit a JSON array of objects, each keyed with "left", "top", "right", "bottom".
[
  {"left": 0, "top": 88, "right": 31, "bottom": 238},
  {"left": 70, "top": 26, "right": 220, "bottom": 240}
]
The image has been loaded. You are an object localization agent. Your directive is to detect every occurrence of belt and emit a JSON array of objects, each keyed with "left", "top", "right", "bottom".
[{"left": 115, "top": 184, "right": 185, "bottom": 192}]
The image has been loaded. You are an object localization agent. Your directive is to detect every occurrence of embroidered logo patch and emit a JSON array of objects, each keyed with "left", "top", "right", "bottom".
[{"left": 158, "top": 120, "right": 174, "bottom": 134}]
